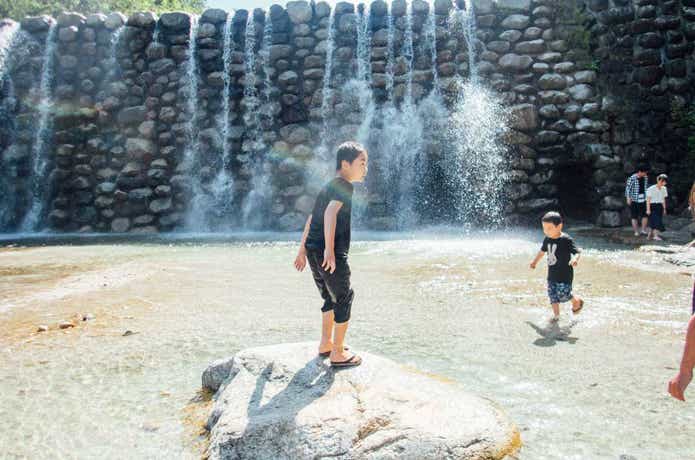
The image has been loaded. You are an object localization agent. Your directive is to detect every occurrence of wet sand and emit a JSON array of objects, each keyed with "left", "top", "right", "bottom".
[{"left": 0, "top": 232, "right": 694, "bottom": 459}]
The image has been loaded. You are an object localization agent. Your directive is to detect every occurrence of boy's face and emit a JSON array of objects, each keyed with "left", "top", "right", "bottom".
[
  {"left": 542, "top": 221, "right": 562, "bottom": 238},
  {"left": 343, "top": 151, "right": 368, "bottom": 183}
]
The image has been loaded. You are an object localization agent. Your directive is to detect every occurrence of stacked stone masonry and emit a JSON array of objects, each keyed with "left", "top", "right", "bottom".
[{"left": 0, "top": 0, "right": 692, "bottom": 232}]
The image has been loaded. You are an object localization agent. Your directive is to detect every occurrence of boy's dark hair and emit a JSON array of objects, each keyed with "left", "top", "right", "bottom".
[
  {"left": 542, "top": 211, "right": 563, "bottom": 226},
  {"left": 335, "top": 142, "right": 366, "bottom": 171},
  {"left": 636, "top": 163, "right": 650, "bottom": 173}
]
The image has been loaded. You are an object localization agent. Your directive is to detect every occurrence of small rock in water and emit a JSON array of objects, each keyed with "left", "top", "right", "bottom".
[
  {"left": 619, "top": 455, "right": 638, "bottom": 460},
  {"left": 141, "top": 422, "right": 160, "bottom": 432},
  {"left": 122, "top": 330, "right": 137, "bottom": 336},
  {"left": 82, "top": 313, "right": 95, "bottom": 321},
  {"left": 37, "top": 325, "right": 48, "bottom": 332},
  {"left": 59, "top": 322, "right": 75, "bottom": 329}
]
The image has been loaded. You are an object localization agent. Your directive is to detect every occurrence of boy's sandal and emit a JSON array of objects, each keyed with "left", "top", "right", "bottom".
[
  {"left": 572, "top": 300, "right": 584, "bottom": 314},
  {"left": 318, "top": 346, "right": 349, "bottom": 358},
  {"left": 331, "top": 354, "right": 362, "bottom": 369}
]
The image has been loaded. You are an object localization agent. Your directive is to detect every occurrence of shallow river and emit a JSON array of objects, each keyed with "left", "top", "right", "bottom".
[{"left": 1, "top": 231, "right": 694, "bottom": 459}]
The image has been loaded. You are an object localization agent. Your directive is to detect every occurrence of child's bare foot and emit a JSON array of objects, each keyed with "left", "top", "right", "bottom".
[
  {"left": 669, "top": 369, "right": 693, "bottom": 401},
  {"left": 318, "top": 341, "right": 333, "bottom": 356},
  {"left": 572, "top": 298, "right": 584, "bottom": 314},
  {"left": 548, "top": 315, "right": 559, "bottom": 324},
  {"left": 329, "top": 347, "right": 351, "bottom": 362}
]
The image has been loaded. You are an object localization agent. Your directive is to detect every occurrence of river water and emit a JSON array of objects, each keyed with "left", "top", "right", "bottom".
[{"left": 1, "top": 231, "right": 693, "bottom": 459}]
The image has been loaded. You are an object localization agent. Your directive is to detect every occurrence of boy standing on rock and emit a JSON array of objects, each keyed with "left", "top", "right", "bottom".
[
  {"left": 293, "top": 142, "right": 368, "bottom": 369},
  {"left": 530, "top": 211, "right": 584, "bottom": 323}
]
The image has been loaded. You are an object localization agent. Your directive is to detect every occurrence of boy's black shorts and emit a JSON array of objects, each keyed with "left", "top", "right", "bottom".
[
  {"left": 630, "top": 201, "right": 646, "bottom": 220},
  {"left": 306, "top": 249, "right": 354, "bottom": 324}
]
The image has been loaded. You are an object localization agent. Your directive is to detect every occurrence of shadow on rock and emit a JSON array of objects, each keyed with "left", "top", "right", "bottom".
[{"left": 235, "top": 357, "right": 335, "bottom": 453}]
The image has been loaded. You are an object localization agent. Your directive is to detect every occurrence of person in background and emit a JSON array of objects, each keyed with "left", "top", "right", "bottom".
[
  {"left": 625, "top": 164, "right": 650, "bottom": 237},
  {"left": 646, "top": 174, "right": 668, "bottom": 241}
]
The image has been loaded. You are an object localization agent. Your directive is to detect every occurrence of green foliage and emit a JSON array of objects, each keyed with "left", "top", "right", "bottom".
[{"left": 0, "top": 0, "right": 206, "bottom": 20}]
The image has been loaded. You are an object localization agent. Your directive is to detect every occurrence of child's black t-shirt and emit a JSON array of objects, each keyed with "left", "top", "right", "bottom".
[
  {"left": 305, "top": 177, "right": 353, "bottom": 257},
  {"left": 541, "top": 233, "right": 580, "bottom": 284}
]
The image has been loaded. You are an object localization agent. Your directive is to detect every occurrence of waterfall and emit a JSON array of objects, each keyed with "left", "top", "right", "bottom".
[
  {"left": 219, "top": 13, "right": 234, "bottom": 169},
  {"left": 425, "top": 1, "right": 439, "bottom": 93},
  {"left": 446, "top": 83, "right": 508, "bottom": 224},
  {"left": 376, "top": 1, "right": 426, "bottom": 228},
  {"left": 108, "top": 26, "right": 124, "bottom": 80},
  {"left": 443, "top": 0, "right": 508, "bottom": 225},
  {"left": 241, "top": 11, "right": 273, "bottom": 229},
  {"left": 152, "top": 21, "right": 160, "bottom": 44},
  {"left": 0, "top": 23, "right": 20, "bottom": 230},
  {"left": 317, "top": 6, "right": 336, "bottom": 161},
  {"left": 183, "top": 16, "right": 200, "bottom": 158},
  {"left": 356, "top": 5, "right": 372, "bottom": 84},
  {"left": 385, "top": 5, "right": 395, "bottom": 101},
  {"left": 0, "top": 21, "right": 19, "bottom": 77},
  {"left": 242, "top": 12, "right": 261, "bottom": 152},
  {"left": 451, "top": 0, "right": 478, "bottom": 84},
  {"left": 260, "top": 13, "right": 273, "bottom": 107},
  {"left": 207, "top": 12, "right": 236, "bottom": 226},
  {"left": 463, "top": 1, "right": 479, "bottom": 84},
  {"left": 402, "top": 0, "right": 415, "bottom": 106},
  {"left": 182, "top": 16, "right": 206, "bottom": 231},
  {"left": 20, "top": 22, "right": 58, "bottom": 232},
  {"left": 355, "top": 4, "right": 375, "bottom": 144}
]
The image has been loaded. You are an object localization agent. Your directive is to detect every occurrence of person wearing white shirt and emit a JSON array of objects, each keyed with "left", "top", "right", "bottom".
[{"left": 646, "top": 173, "right": 668, "bottom": 241}]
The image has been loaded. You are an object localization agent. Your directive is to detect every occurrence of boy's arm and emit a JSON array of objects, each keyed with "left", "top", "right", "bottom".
[
  {"left": 646, "top": 195, "right": 651, "bottom": 214},
  {"left": 669, "top": 315, "right": 695, "bottom": 401},
  {"left": 570, "top": 240, "right": 581, "bottom": 266},
  {"left": 529, "top": 251, "right": 544, "bottom": 269},
  {"left": 293, "top": 215, "right": 312, "bottom": 271},
  {"left": 322, "top": 200, "right": 343, "bottom": 273},
  {"left": 298, "top": 215, "right": 312, "bottom": 249}
]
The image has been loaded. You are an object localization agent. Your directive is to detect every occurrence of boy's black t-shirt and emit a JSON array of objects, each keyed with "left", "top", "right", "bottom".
[
  {"left": 541, "top": 233, "right": 580, "bottom": 284},
  {"left": 305, "top": 177, "right": 354, "bottom": 257}
]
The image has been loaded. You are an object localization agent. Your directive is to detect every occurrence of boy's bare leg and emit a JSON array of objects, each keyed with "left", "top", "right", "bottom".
[
  {"left": 631, "top": 218, "right": 639, "bottom": 234},
  {"left": 330, "top": 321, "right": 351, "bottom": 361},
  {"left": 641, "top": 217, "right": 648, "bottom": 233},
  {"left": 319, "top": 310, "right": 334, "bottom": 354},
  {"left": 669, "top": 315, "right": 695, "bottom": 401},
  {"left": 551, "top": 303, "right": 560, "bottom": 320}
]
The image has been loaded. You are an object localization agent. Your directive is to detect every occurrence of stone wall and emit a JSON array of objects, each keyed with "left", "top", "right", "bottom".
[{"left": 0, "top": 0, "right": 693, "bottom": 233}]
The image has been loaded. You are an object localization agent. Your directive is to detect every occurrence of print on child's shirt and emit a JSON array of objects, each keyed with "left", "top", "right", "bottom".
[{"left": 547, "top": 243, "right": 557, "bottom": 266}]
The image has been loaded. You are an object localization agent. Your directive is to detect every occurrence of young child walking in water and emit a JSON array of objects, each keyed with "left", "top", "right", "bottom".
[
  {"left": 529, "top": 212, "right": 584, "bottom": 322},
  {"left": 293, "top": 142, "right": 368, "bottom": 369}
]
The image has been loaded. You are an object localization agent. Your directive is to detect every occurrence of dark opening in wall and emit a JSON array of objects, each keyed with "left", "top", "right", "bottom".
[{"left": 555, "top": 162, "right": 595, "bottom": 222}]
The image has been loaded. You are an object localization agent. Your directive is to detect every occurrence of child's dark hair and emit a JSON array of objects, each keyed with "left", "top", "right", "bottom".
[
  {"left": 542, "top": 211, "right": 563, "bottom": 226},
  {"left": 335, "top": 142, "right": 366, "bottom": 171},
  {"left": 637, "top": 163, "right": 650, "bottom": 173}
]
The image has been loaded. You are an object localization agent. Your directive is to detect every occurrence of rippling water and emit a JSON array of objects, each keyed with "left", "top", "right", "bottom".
[{"left": 0, "top": 231, "right": 693, "bottom": 459}]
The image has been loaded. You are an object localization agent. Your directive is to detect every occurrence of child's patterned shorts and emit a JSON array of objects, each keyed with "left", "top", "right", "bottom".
[{"left": 547, "top": 281, "right": 573, "bottom": 304}]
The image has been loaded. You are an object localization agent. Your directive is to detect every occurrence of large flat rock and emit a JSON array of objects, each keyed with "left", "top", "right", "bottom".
[{"left": 203, "top": 342, "right": 520, "bottom": 459}]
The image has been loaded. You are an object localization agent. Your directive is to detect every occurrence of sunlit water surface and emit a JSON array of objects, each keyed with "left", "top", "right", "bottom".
[{"left": 1, "top": 231, "right": 694, "bottom": 459}]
